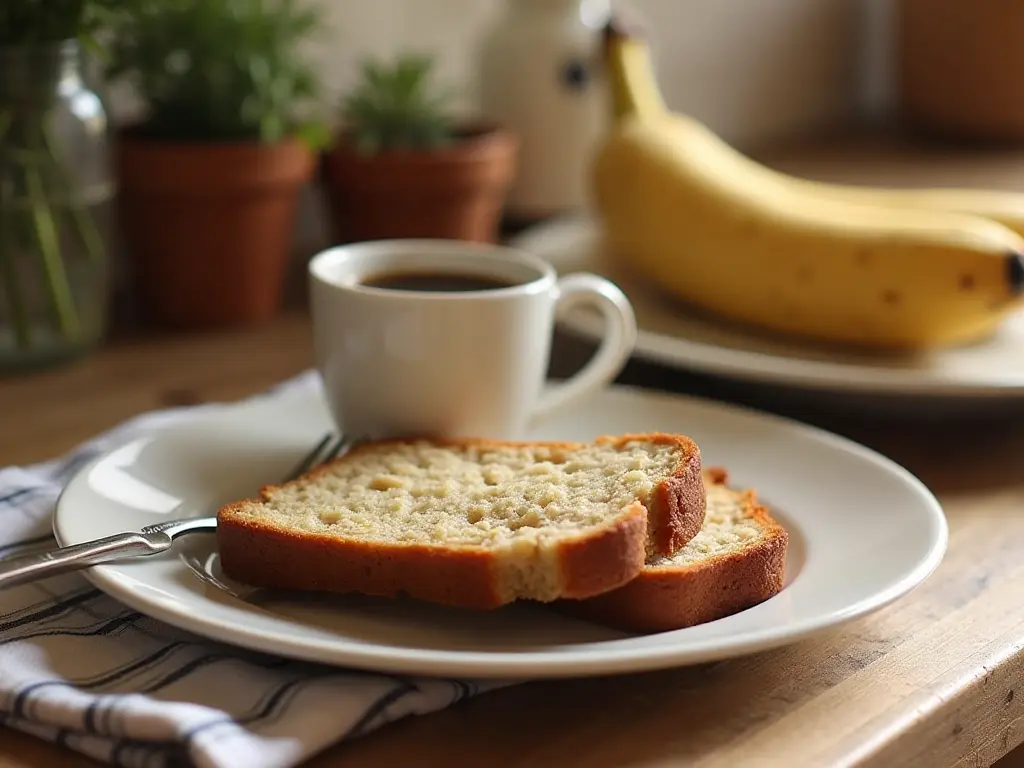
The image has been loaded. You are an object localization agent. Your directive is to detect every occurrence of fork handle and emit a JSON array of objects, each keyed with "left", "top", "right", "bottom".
[{"left": 0, "top": 532, "right": 169, "bottom": 590}]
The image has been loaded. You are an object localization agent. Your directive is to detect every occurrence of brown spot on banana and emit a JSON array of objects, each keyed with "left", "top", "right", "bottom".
[{"left": 1006, "top": 251, "right": 1024, "bottom": 295}]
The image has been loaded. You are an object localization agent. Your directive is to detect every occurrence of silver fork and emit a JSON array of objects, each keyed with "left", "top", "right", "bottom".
[{"left": 0, "top": 432, "right": 354, "bottom": 591}]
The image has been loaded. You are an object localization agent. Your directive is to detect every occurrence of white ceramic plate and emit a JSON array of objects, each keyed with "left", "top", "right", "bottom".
[
  {"left": 513, "top": 215, "right": 1024, "bottom": 405},
  {"left": 53, "top": 382, "right": 947, "bottom": 679}
]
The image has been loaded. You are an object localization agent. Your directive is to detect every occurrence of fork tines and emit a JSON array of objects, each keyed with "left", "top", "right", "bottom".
[{"left": 285, "top": 433, "right": 350, "bottom": 481}]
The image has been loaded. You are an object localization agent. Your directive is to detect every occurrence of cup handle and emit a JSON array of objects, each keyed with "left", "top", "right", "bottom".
[{"left": 530, "top": 273, "right": 637, "bottom": 424}]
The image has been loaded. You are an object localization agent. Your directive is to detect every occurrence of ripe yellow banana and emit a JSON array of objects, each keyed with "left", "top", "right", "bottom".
[
  {"left": 681, "top": 126, "right": 1024, "bottom": 242},
  {"left": 790, "top": 180, "right": 1024, "bottom": 242},
  {"left": 591, "top": 19, "right": 1024, "bottom": 350}
]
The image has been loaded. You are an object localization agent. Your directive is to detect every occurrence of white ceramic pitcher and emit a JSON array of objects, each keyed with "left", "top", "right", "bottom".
[{"left": 477, "top": 0, "right": 612, "bottom": 222}]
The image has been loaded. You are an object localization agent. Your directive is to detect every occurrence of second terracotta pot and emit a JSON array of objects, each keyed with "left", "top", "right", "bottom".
[
  {"left": 320, "top": 123, "right": 518, "bottom": 244},
  {"left": 115, "top": 130, "right": 314, "bottom": 329}
]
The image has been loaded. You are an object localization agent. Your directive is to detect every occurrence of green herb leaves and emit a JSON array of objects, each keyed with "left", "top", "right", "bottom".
[
  {"left": 341, "top": 54, "right": 457, "bottom": 154},
  {"left": 103, "top": 0, "right": 328, "bottom": 147}
]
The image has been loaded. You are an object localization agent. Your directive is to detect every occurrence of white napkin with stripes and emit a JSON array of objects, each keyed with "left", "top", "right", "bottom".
[{"left": 0, "top": 371, "right": 510, "bottom": 768}]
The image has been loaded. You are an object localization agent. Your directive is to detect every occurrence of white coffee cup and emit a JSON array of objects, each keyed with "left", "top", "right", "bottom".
[{"left": 308, "top": 239, "right": 636, "bottom": 440}]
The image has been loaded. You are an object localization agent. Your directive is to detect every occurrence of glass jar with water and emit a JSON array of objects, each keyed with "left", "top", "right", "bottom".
[{"left": 0, "top": 39, "right": 113, "bottom": 372}]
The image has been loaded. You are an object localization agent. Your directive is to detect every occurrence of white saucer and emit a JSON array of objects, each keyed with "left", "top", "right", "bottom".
[
  {"left": 513, "top": 215, "right": 1024, "bottom": 407},
  {"left": 53, "top": 381, "right": 947, "bottom": 679}
]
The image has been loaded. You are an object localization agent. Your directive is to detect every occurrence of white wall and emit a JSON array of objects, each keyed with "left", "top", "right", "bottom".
[
  {"left": 108, "top": 0, "right": 889, "bottom": 256},
  {"left": 303, "top": 0, "right": 869, "bottom": 147},
  {"left": 285, "top": 0, "right": 879, "bottom": 252}
]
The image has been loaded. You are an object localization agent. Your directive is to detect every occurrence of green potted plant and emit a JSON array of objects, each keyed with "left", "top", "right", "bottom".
[
  {"left": 320, "top": 54, "right": 518, "bottom": 244},
  {"left": 0, "top": 1, "right": 118, "bottom": 371},
  {"left": 104, "top": 0, "right": 328, "bottom": 329}
]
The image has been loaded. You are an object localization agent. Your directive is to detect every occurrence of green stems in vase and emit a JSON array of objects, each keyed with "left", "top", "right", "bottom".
[
  {"left": 42, "top": 119, "right": 106, "bottom": 272},
  {"left": 0, "top": 111, "right": 29, "bottom": 350},
  {"left": 0, "top": 106, "right": 84, "bottom": 347},
  {"left": 0, "top": 40, "right": 112, "bottom": 368},
  {"left": 27, "top": 112, "right": 82, "bottom": 339}
]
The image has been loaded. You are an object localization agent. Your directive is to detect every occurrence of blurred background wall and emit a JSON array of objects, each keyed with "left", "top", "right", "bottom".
[
  {"left": 298, "top": 0, "right": 890, "bottom": 146},
  {"left": 109, "top": 0, "right": 898, "bottom": 258}
]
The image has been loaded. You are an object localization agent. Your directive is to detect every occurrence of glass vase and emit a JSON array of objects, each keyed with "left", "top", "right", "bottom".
[{"left": 0, "top": 40, "right": 113, "bottom": 372}]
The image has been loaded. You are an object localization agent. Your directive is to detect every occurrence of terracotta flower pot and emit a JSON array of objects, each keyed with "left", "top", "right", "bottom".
[
  {"left": 115, "top": 130, "right": 314, "bottom": 329},
  {"left": 320, "top": 122, "right": 518, "bottom": 244}
]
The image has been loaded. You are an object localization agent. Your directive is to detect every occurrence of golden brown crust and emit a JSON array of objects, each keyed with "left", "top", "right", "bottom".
[
  {"left": 217, "top": 502, "right": 648, "bottom": 610},
  {"left": 558, "top": 503, "right": 648, "bottom": 599},
  {"left": 216, "top": 433, "right": 705, "bottom": 610},
  {"left": 594, "top": 433, "right": 706, "bottom": 557},
  {"left": 557, "top": 471, "right": 788, "bottom": 633},
  {"left": 216, "top": 513, "right": 503, "bottom": 608}
]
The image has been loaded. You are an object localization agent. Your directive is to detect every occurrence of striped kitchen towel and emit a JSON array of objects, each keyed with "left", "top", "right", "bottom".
[{"left": 0, "top": 371, "right": 511, "bottom": 768}]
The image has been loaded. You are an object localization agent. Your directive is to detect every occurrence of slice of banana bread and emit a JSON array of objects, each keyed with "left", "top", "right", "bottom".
[
  {"left": 562, "top": 468, "right": 788, "bottom": 632},
  {"left": 216, "top": 433, "right": 705, "bottom": 610}
]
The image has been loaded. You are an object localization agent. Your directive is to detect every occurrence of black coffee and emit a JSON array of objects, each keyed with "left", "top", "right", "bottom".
[{"left": 360, "top": 270, "right": 514, "bottom": 293}]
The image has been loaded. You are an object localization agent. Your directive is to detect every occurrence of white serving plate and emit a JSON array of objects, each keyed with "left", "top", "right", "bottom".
[
  {"left": 513, "top": 215, "right": 1024, "bottom": 413},
  {"left": 53, "top": 380, "right": 946, "bottom": 679}
]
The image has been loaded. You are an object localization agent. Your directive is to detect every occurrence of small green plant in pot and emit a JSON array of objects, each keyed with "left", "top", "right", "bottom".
[
  {"left": 0, "top": 1, "right": 119, "bottom": 371},
  {"left": 321, "top": 54, "right": 518, "bottom": 244},
  {"left": 105, "top": 0, "right": 329, "bottom": 329}
]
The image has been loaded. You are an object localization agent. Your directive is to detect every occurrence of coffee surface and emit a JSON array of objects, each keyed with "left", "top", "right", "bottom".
[{"left": 361, "top": 270, "right": 514, "bottom": 293}]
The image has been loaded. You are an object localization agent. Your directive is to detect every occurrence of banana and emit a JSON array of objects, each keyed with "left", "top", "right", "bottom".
[
  {"left": 788, "top": 180, "right": 1024, "bottom": 242},
  {"left": 679, "top": 124, "right": 1024, "bottom": 242},
  {"left": 591, "top": 19, "right": 1024, "bottom": 350}
]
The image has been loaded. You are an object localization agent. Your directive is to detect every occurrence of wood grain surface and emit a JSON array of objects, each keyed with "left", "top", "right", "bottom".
[{"left": 4, "top": 131, "right": 1024, "bottom": 767}]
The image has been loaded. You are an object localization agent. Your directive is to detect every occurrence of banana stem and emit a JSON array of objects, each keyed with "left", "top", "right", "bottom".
[{"left": 603, "top": 22, "right": 667, "bottom": 122}]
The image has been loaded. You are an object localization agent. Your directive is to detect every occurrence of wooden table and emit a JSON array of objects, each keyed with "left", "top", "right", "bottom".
[{"left": 5, "top": 131, "right": 1024, "bottom": 767}]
